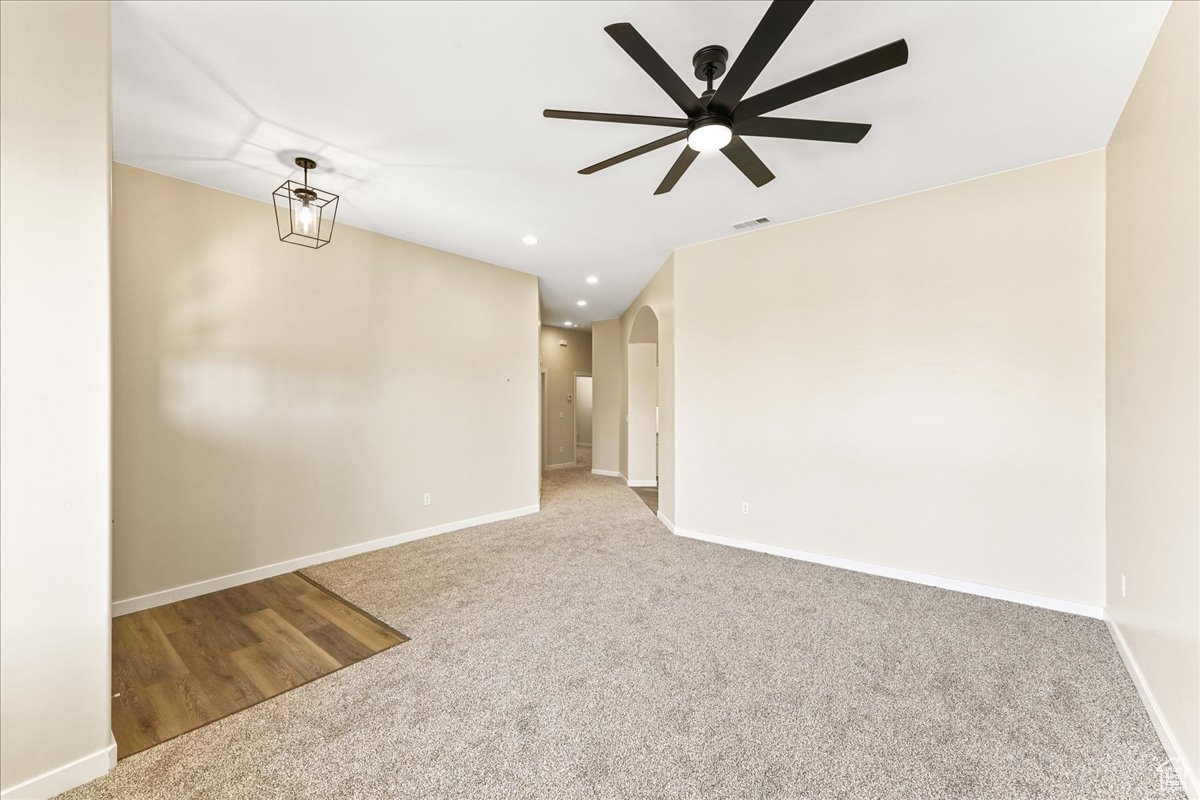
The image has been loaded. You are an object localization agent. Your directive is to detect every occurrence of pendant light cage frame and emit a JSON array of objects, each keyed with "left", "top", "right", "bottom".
[{"left": 272, "top": 157, "right": 339, "bottom": 249}]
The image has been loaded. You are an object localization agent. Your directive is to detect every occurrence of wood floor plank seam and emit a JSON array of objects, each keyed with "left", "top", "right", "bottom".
[{"left": 292, "top": 571, "right": 410, "bottom": 642}]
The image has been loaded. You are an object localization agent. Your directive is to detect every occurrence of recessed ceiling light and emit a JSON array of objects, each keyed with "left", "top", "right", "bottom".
[
  {"left": 522, "top": 234, "right": 538, "bottom": 245},
  {"left": 586, "top": 276, "right": 599, "bottom": 284},
  {"left": 576, "top": 300, "right": 587, "bottom": 307},
  {"left": 564, "top": 321, "right": 574, "bottom": 327}
]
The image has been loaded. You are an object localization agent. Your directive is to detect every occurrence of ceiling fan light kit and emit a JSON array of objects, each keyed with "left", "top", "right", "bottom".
[
  {"left": 272, "top": 156, "right": 339, "bottom": 248},
  {"left": 544, "top": 0, "right": 909, "bottom": 194},
  {"left": 687, "top": 117, "right": 733, "bottom": 152}
]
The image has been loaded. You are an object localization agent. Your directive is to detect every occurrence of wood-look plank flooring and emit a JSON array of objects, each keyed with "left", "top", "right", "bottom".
[
  {"left": 112, "top": 572, "right": 407, "bottom": 758},
  {"left": 632, "top": 485, "right": 659, "bottom": 514}
]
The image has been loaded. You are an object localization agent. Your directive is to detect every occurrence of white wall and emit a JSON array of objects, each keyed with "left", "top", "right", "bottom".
[
  {"left": 576, "top": 377, "right": 593, "bottom": 446},
  {"left": 1106, "top": 0, "right": 1200, "bottom": 790},
  {"left": 112, "top": 164, "right": 540, "bottom": 606},
  {"left": 674, "top": 150, "right": 1107, "bottom": 608},
  {"left": 0, "top": 1, "right": 115, "bottom": 796}
]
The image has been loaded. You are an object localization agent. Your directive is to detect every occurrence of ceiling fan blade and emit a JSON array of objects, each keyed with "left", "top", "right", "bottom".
[
  {"left": 708, "top": 0, "right": 813, "bottom": 117},
  {"left": 733, "top": 39, "right": 909, "bottom": 122},
  {"left": 579, "top": 131, "right": 688, "bottom": 175},
  {"left": 654, "top": 147, "right": 699, "bottom": 195},
  {"left": 544, "top": 109, "right": 687, "bottom": 128},
  {"left": 735, "top": 117, "right": 872, "bottom": 143},
  {"left": 721, "top": 135, "right": 775, "bottom": 187},
  {"left": 604, "top": 23, "right": 705, "bottom": 117}
]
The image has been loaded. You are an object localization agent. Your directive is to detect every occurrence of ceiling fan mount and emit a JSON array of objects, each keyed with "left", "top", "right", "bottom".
[
  {"left": 692, "top": 45, "right": 729, "bottom": 83},
  {"left": 543, "top": 0, "right": 909, "bottom": 195}
]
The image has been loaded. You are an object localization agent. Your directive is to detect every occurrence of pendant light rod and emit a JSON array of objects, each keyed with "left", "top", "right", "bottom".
[
  {"left": 292, "top": 157, "right": 318, "bottom": 205},
  {"left": 295, "top": 156, "right": 316, "bottom": 189}
]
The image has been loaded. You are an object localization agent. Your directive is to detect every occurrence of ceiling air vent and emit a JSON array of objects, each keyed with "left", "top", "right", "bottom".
[{"left": 732, "top": 217, "right": 770, "bottom": 231}]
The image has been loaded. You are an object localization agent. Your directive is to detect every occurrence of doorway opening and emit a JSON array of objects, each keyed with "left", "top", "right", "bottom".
[
  {"left": 537, "top": 325, "right": 592, "bottom": 476},
  {"left": 627, "top": 306, "right": 658, "bottom": 512},
  {"left": 574, "top": 374, "right": 593, "bottom": 470}
]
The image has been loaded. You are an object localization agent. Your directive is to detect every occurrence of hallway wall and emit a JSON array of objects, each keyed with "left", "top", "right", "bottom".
[
  {"left": 539, "top": 325, "right": 592, "bottom": 467},
  {"left": 590, "top": 319, "right": 622, "bottom": 475},
  {"left": 575, "top": 377, "right": 593, "bottom": 446},
  {"left": 626, "top": 343, "right": 657, "bottom": 485}
]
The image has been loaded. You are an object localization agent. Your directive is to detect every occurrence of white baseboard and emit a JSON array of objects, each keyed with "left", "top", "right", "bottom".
[
  {"left": 656, "top": 510, "right": 675, "bottom": 532},
  {"left": 112, "top": 504, "right": 540, "bottom": 616},
  {"left": 545, "top": 461, "right": 576, "bottom": 471},
  {"left": 627, "top": 479, "right": 657, "bottom": 488},
  {"left": 591, "top": 469, "right": 620, "bottom": 477},
  {"left": 1, "top": 734, "right": 116, "bottom": 800},
  {"left": 672, "top": 526, "right": 1104, "bottom": 620},
  {"left": 1106, "top": 614, "right": 1199, "bottom": 800}
]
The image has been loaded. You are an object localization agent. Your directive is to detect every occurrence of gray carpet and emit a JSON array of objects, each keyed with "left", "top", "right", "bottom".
[{"left": 65, "top": 465, "right": 1178, "bottom": 799}]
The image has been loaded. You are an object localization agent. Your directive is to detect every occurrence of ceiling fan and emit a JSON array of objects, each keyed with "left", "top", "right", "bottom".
[{"left": 543, "top": 0, "right": 908, "bottom": 194}]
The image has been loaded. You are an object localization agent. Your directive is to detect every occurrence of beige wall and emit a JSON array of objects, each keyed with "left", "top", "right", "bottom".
[
  {"left": 618, "top": 257, "right": 676, "bottom": 521},
  {"left": 1106, "top": 0, "right": 1200, "bottom": 787},
  {"left": 576, "top": 377, "right": 593, "bottom": 445},
  {"left": 627, "top": 342, "right": 658, "bottom": 485},
  {"left": 675, "top": 151, "right": 1107, "bottom": 606},
  {"left": 112, "top": 164, "right": 540, "bottom": 604},
  {"left": 591, "top": 319, "right": 622, "bottom": 474},
  {"left": 539, "top": 325, "right": 592, "bottom": 467},
  {"left": 0, "top": 1, "right": 115, "bottom": 795}
]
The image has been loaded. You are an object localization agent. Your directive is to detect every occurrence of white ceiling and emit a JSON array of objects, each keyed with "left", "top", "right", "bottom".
[{"left": 112, "top": 0, "right": 1168, "bottom": 329}]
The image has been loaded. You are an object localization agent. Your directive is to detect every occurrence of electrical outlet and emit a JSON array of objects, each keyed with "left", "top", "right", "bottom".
[
  {"left": 1120, "top": 574, "right": 1126, "bottom": 598},
  {"left": 741, "top": 501, "right": 750, "bottom": 515},
  {"left": 559, "top": 446, "right": 564, "bottom": 453},
  {"left": 423, "top": 492, "right": 431, "bottom": 506}
]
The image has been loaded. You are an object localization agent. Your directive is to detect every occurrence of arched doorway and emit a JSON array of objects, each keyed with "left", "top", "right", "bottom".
[{"left": 627, "top": 307, "right": 658, "bottom": 492}]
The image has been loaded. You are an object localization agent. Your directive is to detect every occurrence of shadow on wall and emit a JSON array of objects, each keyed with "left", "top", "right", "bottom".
[
  {"left": 113, "top": 165, "right": 540, "bottom": 603},
  {"left": 117, "top": 200, "right": 390, "bottom": 597}
]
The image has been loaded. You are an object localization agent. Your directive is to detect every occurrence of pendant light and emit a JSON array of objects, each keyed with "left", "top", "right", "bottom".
[{"left": 272, "top": 157, "right": 339, "bottom": 248}]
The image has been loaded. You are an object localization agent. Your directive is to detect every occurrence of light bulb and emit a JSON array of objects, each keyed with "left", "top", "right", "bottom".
[
  {"left": 687, "top": 118, "right": 733, "bottom": 153},
  {"left": 295, "top": 202, "right": 315, "bottom": 235}
]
